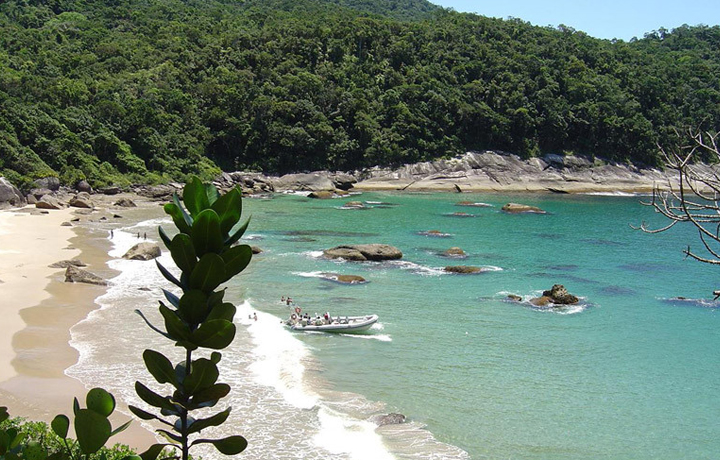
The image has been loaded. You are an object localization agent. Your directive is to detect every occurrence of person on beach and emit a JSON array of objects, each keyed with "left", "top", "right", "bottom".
[{"left": 253, "top": 312, "right": 258, "bottom": 321}]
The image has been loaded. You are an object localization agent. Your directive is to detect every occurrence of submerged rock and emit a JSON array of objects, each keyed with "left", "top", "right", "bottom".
[
  {"left": 323, "top": 244, "right": 403, "bottom": 261},
  {"left": 501, "top": 203, "right": 546, "bottom": 214},
  {"left": 507, "top": 294, "right": 523, "bottom": 302},
  {"left": 418, "top": 230, "right": 452, "bottom": 238},
  {"left": 444, "top": 265, "right": 486, "bottom": 274},
  {"left": 64, "top": 266, "right": 107, "bottom": 285},
  {"left": 122, "top": 242, "right": 161, "bottom": 261},
  {"left": 374, "top": 413, "right": 406, "bottom": 426},
  {"left": 442, "top": 247, "right": 467, "bottom": 258},
  {"left": 251, "top": 246, "right": 263, "bottom": 254},
  {"left": 321, "top": 273, "right": 368, "bottom": 284}
]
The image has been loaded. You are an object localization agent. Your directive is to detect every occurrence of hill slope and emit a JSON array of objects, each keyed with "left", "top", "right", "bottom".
[{"left": 0, "top": 0, "right": 719, "bottom": 188}]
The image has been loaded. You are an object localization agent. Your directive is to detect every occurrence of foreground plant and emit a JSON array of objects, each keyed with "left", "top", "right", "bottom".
[{"left": 131, "top": 177, "right": 252, "bottom": 460}]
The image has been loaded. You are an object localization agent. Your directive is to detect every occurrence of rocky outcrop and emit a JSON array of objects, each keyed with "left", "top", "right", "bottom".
[
  {"left": 308, "top": 191, "right": 335, "bottom": 199},
  {"left": 501, "top": 203, "right": 545, "bottom": 214},
  {"left": 444, "top": 265, "right": 487, "bottom": 274},
  {"left": 114, "top": 198, "right": 137, "bottom": 207},
  {"left": 320, "top": 273, "right": 368, "bottom": 284},
  {"left": 68, "top": 192, "right": 94, "bottom": 209},
  {"left": 323, "top": 244, "right": 402, "bottom": 261},
  {"left": 272, "top": 173, "right": 334, "bottom": 192},
  {"left": 64, "top": 266, "right": 107, "bottom": 285},
  {"left": 330, "top": 173, "right": 357, "bottom": 191},
  {"left": 507, "top": 294, "right": 523, "bottom": 302},
  {"left": 36, "top": 195, "right": 65, "bottom": 210},
  {"left": 49, "top": 259, "right": 87, "bottom": 269},
  {"left": 374, "top": 413, "right": 406, "bottom": 426},
  {"left": 0, "top": 177, "right": 25, "bottom": 208},
  {"left": 122, "top": 242, "right": 162, "bottom": 260},
  {"left": 98, "top": 186, "right": 122, "bottom": 195},
  {"left": 342, "top": 201, "right": 365, "bottom": 209},
  {"left": 530, "top": 284, "right": 580, "bottom": 306}
]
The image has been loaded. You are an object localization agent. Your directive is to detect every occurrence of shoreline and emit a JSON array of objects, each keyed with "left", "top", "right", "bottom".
[{"left": 0, "top": 201, "right": 155, "bottom": 448}]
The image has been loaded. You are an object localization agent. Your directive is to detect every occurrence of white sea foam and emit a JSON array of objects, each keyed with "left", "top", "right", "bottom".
[
  {"left": 313, "top": 407, "right": 395, "bottom": 460},
  {"left": 583, "top": 191, "right": 637, "bottom": 197},
  {"left": 292, "top": 271, "right": 326, "bottom": 279},
  {"left": 304, "top": 250, "right": 325, "bottom": 259}
]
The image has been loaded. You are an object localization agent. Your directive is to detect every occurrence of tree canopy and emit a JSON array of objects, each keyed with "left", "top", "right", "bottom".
[{"left": 1, "top": 0, "right": 719, "bottom": 189}]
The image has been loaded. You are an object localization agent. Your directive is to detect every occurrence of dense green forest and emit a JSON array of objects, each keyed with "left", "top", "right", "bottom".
[{"left": 1, "top": 0, "right": 719, "bottom": 189}]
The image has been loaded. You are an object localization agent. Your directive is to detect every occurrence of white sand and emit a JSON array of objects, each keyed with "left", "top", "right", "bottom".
[{"left": 0, "top": 207, "right": 79, "bottom": 382}]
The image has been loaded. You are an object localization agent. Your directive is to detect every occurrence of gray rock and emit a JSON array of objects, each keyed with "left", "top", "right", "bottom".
[
  {"left": 68, "top": 192, "right": 93, "bottom": 209},
  {"left": 76, "top": 180, "right": 93, "bottom": 193},
  {"left": 36, "top": 195, "right": 64, "bottom": 210},
  {"left": 251, "top": 246, "right": 263, "bottom": 254},
  {"left": 34, "top": 177, "right": 60, "bottom": 191},
  {"left": 113, "top": 198, "right": 137, "bottom": 207},
  {"left": 49, "top": 259, "right": 87, "bottom": 269},
  {"left": 61, "top": 221, "right": 72, "bottom": 227},
  {"left": 122, "top": 242, "right": 162, "bottom": 261},
  {"left": 323, "top": 244, "right": 403, "bottom": 261},
  {"left": 64, "top": 266, "right": 107, "bottom": 285},
  {"left": 444, "top": 265, "right": 487, "bottom": 274},
  {"left": 272, "top": 173, "right": 334, "bottom": 191},
  {"left": 98, "top": 186, "right": 122, "bottom": 195},
  {"left": 26, "top": 194, "right": 37, "bottom": 204},
  {"left": 0, "top": 177, "right": 26, "bottom": 208},
  {"left": 374, "top": 413, "right": 406, "bottom": 426},
  {"left": 30, "top": 188, "right": 53, "bottom": 199},
  {"left": 330, "top": 173, "right": 357, "bottom": 191}
]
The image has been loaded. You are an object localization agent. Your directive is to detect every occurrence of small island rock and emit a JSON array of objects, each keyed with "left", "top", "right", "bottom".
[
  {"left": 323, "top": 244, "right": 403, "bottom": 261},
  {"left": 444, "top": 265, "right": 486, "bottom": 274},
  {"left": 122, "top": 242, "right": 161, "bottom": 261},
  {"left": 501, "top": 203, "right": 546, "bottom": 214},
  {"left": 321, "top": 273, "right": 368, "bottom": 284},
  {"left": 442, "top": 247, "right": 467, "bottom": 258},
  {"left": 530, "top": 284, "right": 580, "bottom": 306}
]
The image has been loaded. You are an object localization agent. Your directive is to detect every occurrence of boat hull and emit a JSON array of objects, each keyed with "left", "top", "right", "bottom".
[{"left": 287, "top": 314, "right": 378, "bottom": 334}]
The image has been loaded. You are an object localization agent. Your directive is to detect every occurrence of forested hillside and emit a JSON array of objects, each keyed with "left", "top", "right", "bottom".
[{"left": 1, "top": 0, "right": 719, "bottom": 189}]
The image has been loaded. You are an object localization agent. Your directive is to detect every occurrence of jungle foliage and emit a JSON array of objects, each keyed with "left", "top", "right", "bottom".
[{"left": 1, "top": 0, "right": 719, "bottom": 188}]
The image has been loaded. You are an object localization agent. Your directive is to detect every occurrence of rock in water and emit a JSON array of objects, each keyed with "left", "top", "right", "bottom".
[
  {"left": 320, "top": 273, "right": 368, "bottom": 284},
  {"left": 49, "top": 259, "right": 87, "bottom": 269},
  {"left": 374, "top": 413, "right": 406, "bottom": 426},
  {"left": 123, "top": 242, "right": 162, "bottom": 260},
  {"left": 542, "top": 284, "right": 579, "bottom": 304},
  {"left": 323, "top": 244, "right": 403, "bottom": 261},
  {"left": 251, "top": 246, "right": 263, "bottom": 254},
  {"left": 501, "top": 203, "right": 546, "bottom": 214},
  {"left": 444, "top": 265, "right": 486, "bottom": 274},
  {"left": 65, "top": 266, "right": 107, "bottom": 285},
  {"left": 442, "top": 247, "right": 467, "bottom": 258}
]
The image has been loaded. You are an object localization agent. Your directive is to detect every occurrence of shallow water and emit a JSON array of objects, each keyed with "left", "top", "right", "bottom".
[{"left": 68, "top": 192, "right": 720, "bottom": 460}]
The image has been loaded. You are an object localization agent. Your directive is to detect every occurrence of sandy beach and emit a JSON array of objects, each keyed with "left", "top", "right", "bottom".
[{"left": 0, "top": 203, "right": 155, "bottom": 448}]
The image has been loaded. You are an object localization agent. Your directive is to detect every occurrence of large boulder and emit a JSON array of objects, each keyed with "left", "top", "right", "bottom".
[
  {"left": 76, "top": 180, "right": 93, "bottom": 193},
  {"left": 49, "top": 259, "right": 87, "bottom": 269},
  {"left": 36, "top": 195, "right": 64, "bottom": 210},
  {"left": 272, "top": 173, "right": 334, "bottom": 192},
  {"left": 501, "top": 203, "right": 546, "bottom": 214},
  {"left": 323, "top": 244, "right": 403, "bottom": 261},
  {"left": 68, "top": 192, "right": 94, "bottom": 209},
  {"left": 33, "top": 177, "right": 60, "bottom": 191},
  {"left": 0, "top": 177, "right": 26, "bottom": 208},
  {"left": 64, "top": 266, "right": 107, "bottom": 285},
  {"left": 330, "top": 173, "right": 357, "bottom": 191},
  {"left": 122, "top": 242, "right": 161, "bottom": 260}
]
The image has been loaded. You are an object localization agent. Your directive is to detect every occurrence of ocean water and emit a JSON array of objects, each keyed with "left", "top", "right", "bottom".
[{"left": 67, "top": 192, "right": 720, "bottom": 460}]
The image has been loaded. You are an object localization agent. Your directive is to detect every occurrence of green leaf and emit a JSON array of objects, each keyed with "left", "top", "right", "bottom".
[
  {"left": 206, "top": 303, "right": 236, "bottom": 322},
  {"left": 134, "top": 382, "right": 175, "bottom": 412},
  {"left": 191, "top": 436, "right": 247, "bottom": 455},
  {"left": 207, "top": 289, "right": 225, "bottom": 307},
  {"left": 51, "top": 415, "right": 69, "bottom": 439},
  {"left": 163, "top": 203, "right": 191, "bottom": 235},
  {"left": 143, "top": 350, "right": 178, "bottom": 387},
  {"left": 128, "top": 405, "right": 157, "bottom": 421},
  {"left": 156, "top": 429, "right": 183, "bottom": 444},
  {"left": 186, "top": 408, "right": 230, "bottom": 435},
  {"left": 162, "top": 290, "right": 180, "bottom": 309},
  {"left": 191, "top": 209, "right": 223, "bottom": 257},
  {"left": 183, "top": 358, "right": 219, "bottom": 395},
  {"left": 183, "top": 177, "right": 210, "bottom": 217},
  {"left": 73, "top": 398, "right": 80, "bottom": 416},
  {"left": 169, "top": 234, "right": 196, "bottom": 274},
  {"left": 210, "top": 352, "right": 221, "bottom": 364},
  {"left": 221, "top": 244, "right": 252, "bottom": 282},
  {"left": 205, "top": 183, "right": 220, "bottom": 207},
  {"left": 134, "top": 310, "right": 171, "bottom": 339},
  {"left": 225, "top": 218, "right": 250, "bottom": 247},
  {"left": 74, "top": 409, "right": 111, "bottom": 454},
  {"left": 0, "top": 406, "right": 8, "bottom": 424},
  {"left": 139, "top": 444, "right": 166, "bottom": 460},
  {"left": 156, "top": 261, "right": 182, "bottom": 289},
  {"left": 110, "top": 420, "right": 131, "bottom": 437},
  {"left": 158, "top": 226, "right": 172, "bottom": 250},
  {"left": 0, "top": 431, "right": 10, "bottom": 455},
  {"left": 189, "top": 383, "right": 230, "bottom": 409},
  {"left": 189, "top": 254, "right": 225, "bottom": 292},
  {"left": 210, "top": 188, "right": 242, "bottom": 236},
  {"left": 159, "top": 303, "right": 191, "bottom": 342},
  {"left": 191, "top": 319, "right": 236, "bottom": 350},
  {"left": 23, "top": 441, "right": 46, "bottom": 460},
  {"left": 86, "top": 388, "right": 115, "bottom": 417},
  {"left": 178, "top": 290, "right": 209, "bottom": 325},
  {"left": 120, "top": 456, "right": 143, "bottom": 460}
]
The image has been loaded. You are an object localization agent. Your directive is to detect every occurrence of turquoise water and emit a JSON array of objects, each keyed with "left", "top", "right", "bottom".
[{"left": 69, "top": 192, "right": 720, "bottom": 460}]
